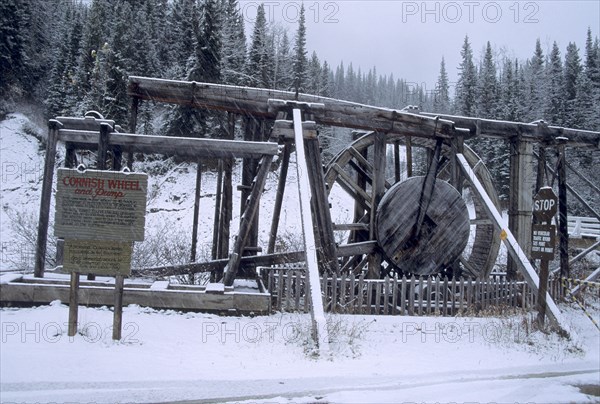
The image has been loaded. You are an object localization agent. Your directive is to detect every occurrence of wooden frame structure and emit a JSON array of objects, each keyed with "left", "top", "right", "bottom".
[{"left": 30, "top": 76, "right": 600, "bottom": 332}]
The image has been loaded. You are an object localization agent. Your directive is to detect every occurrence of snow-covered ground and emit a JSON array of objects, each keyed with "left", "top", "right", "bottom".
[
  {"left": 0, "top": 302, "right": 599, "bottom": 403},
  {"left": 1, "top": 112, "right": 599, "bottom": 403}
]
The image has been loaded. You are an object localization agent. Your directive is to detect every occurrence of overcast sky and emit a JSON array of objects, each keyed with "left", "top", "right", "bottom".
[{"left": 240, "top": 0, "right": 600, "bottom": 92}]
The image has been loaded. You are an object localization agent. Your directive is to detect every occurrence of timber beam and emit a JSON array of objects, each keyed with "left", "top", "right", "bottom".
[
  {"left": 128, "top": 76, "right": 457, "bottom": 140},
  {"left": 56, "top": 129, "right": 279, "bottom": 159},
  {"left": 420, "top": 113, "right": 600, "bottom": 149}
]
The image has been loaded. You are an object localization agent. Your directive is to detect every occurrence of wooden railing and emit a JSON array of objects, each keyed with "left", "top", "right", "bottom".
[
  {"left": 265, "top": 269, "right": 566, "bottom": 316},
  {"left": 568, "top": 216, "right": 600, "bottom": 239}
]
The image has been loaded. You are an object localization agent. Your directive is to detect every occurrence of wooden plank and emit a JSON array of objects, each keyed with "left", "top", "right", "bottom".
[
  {"left": 408, "top": 276, "right": 415, "bottom": 316},
  {"left": 57, "top": 129, "right": 279, "bottom": 159},
  {"left": 191, "top": 160, "right": 202, "bottom": 263},
  {"left": 112, "top": 275, "right": 125, "bottom": 340},
  {"left": 68, "top": 272, "right": 79, "bottom": 336},
  {"left": 34, "top": 120, "right": 61, "bottom": 277},
  {"left": 400, "top": 276, "right": 407, "bottom": 315},
  {"left": 268, "top": 142, "right": 292, "bottom": 254},
  {"left": 349, "top": 273, "right": 356, "bottom": 314},
  {"left": 357, "top": 274, "right": 364, "bottom": 313}
]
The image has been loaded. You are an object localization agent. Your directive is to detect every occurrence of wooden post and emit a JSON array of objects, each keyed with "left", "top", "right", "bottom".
[
  {"left": 537, "top": 258, "right": 550, "bottom": 327},
  {"left": 292, "top": 108, "right": 330, "bottom": 354},
  {"left": 556, "top": 137, "right": 570, "bottom": 279},
  {"left": 406, "top": 136, "right": 413, "bottom": 177},
  {"left": 212, "top": 160, "right": 223, "bottom": 261},
  {"left": 367, "top": 131, "right": 386, "bottom": 279},
  {"left": 34, "top": 120, "right": 61, "bottom": 278},
  {"left": 112, "top": 275, "right": 125, "bottom": 340},
  {"left": 191, "top": 159, "right": 202, "bottom": 264},
  {"left": 394, "top": 140, "right": 401, "bottom": 182},
  {"left": 127, "top": 97, "right": 139, "bottom": 170},
  {"left": 304, "top": 136, "right": 339, "bottom": 275},
  {"left": 56, "top": 143, "right": 77, "bottom": 267},
  {"left": 68, "top": 272, "right": 79, "bottom": 336},
  {"left": 507, "top": 138, "right": 535, "bottom": 279},
  {"left": 268, "top": 142, "right": 292, "bottom": 254}
]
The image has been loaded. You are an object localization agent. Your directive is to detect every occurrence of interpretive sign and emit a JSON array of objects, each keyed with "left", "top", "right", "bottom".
[
  {"left": 63, "top": 239, "right": 132, "bottom": 276},
  {"left": 55, "top": 168, "right": 147, "bottom": 241},
  {"left": 531, "top": 224, "right": 556, "bottom": 261}
]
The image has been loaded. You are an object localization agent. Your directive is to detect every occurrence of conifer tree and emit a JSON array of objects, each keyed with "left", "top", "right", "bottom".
[
  {"left": 563, "top": 42, "right": 582, "bottom": 127},
  {"left": 247, "top": 4, "right": 273, "bottom": 87},
  {"left": 476, "top": 42, "right": 498, "bottom": 118},
  {"left": 545, "top": 42, "right": 564, "bottom": 125},
  {"left": 220, "top": 0, "right": 247, "bottom": 85},
  {"left": 292, "top": 3, "right": 308, "bottom": 93},
  {"left": 455, "top": 36, "right": 477, "bottom": 116},
  {"left": 433, "top": 57, "right": 451, "bottom": 114}
]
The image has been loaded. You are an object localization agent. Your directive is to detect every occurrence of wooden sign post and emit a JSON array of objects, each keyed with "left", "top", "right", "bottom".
[
  {"left": 532, "top": 187, "right": 558, "bottom": 327},
  {"left": 55, "top": 167, "right": 147, "bottom": 340}
]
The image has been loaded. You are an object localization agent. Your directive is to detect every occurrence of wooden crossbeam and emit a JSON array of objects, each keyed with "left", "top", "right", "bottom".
[
  {"left": 56, "top": 129, "right": 279, "bottom": 159},
  {"left": 128, "top": 76, "right": 600, "bottom": 148}
]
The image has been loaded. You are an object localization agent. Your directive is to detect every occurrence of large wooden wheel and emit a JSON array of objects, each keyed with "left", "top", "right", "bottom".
[{"left": 324, "top": 131, "right": 501, "bottom": 278}]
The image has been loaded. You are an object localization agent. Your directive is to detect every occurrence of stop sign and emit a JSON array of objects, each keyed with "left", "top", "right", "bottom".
[{"left": 533, "top": 187, "right": 558, "bottom": 222}]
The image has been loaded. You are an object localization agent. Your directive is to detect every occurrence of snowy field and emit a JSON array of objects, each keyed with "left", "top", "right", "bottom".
[
  {"left": 1, "top": 113, "right": 599, "bottom": 403},
  {"left": 0, "top": 302, "right": 599, "bottom": 403}
]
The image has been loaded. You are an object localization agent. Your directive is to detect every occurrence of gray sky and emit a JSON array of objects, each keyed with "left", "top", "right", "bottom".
[{"left": 240, "top": 0, "right": 600, "bottom": 93}]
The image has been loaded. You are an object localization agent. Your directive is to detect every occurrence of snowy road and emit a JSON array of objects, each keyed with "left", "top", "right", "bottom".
[{"left": 1, "top": 367, "right": 599, "bottom": 403}]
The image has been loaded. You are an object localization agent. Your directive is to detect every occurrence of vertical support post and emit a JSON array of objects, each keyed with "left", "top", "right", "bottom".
[
  {"left": 56, "top": 143, "right": 77, "bottom": 267},
  {"left": 556, "top": 138, "right": 570, "bottom": 279},
  {"left": 535, "top": 146, "right": 547, "bottom": 195},
  {"left": 218, "top": 113, "right": 235, "bottom": 262},
  {"left": 393, "top": 140, "right": 401, "bottom": 182},
  {"left": 304, "top": 135, "right": 339, "bottom": 275},
  {"left": 405, "top": 136, "right": 413, "bottom": 178},
  {"left": 508, "top": 138, "right": 535, "bottom": 279},
  {"left": 537, "top": 258, "right": 550, "bottom": 327},
  {"left": 292, "top": 108, "right": 330, "bottom": 354},
  {"left": 268, "top": 142, "right": 292, "bottom": 254},
  {"left": 112, "top": 275, "right": 125, "bottom": 340},
  {"left": 68, "top": 272, "right": 79, "bottom": 336},
  {"left": 191, "top": 159, "right": 202, "bottom": 264},
  {"left": 127, "top": 97, "right": 139, "bottom": 170},
  {"left": 368, "top": 131, "right": 386, "bottom": 279},
  {"left": 212, "top": 160, "right": 223, "bottom": 260},
  {"left": 34, "top": 120, "right": 61, "bottom": 278}
]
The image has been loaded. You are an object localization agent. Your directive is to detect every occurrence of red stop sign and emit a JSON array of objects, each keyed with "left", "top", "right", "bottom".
[{"left": 533, "top": 187, "right": 558, "bottom": 222}]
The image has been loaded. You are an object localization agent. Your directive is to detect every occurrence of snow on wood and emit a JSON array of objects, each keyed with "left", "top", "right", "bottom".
[
  {"left": 293, "top": 108, "right": 330, "bottom": 355},
  {"left": 457, "top": 153, "right": 570, "bottom": 336}
]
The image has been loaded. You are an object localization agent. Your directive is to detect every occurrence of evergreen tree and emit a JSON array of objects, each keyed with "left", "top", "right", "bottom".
[
  {"left": 563, "top": 42, "right": 583, "bottom": 127},
  {"left": 433, "top": 57, "right": 451, "bottom": 114},
  {"left": 292, "top": 3, "right": 308, "bottom": 93},
  {"left": 247, "top": 4, "right": 273, "bottom": 87},
  {"left": 273, "top": 30, "right": 292, "bottom": 90},
  {"left": 220, "top": 0, "right": 246, "bottom": 85},
  {"left": 455, "top": 36, "right": 477, "bottom": 116},
  {"left": 525, "top": 39, "right": 545, "bottom": 121},
  {"left": 307, "top": 51, "right": 322, "bottom": 94},
  {"left": 168, "top": 0, "right": 199, "bottom": 79},
  {"left": 545, "top": 42, "right": 564, "bottom": 125},
  {"left": 476, "top": 42, "right": 498, "bottom": 118}
]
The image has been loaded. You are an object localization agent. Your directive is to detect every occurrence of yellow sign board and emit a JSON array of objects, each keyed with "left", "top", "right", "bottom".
[
  {"left": 63, "top": 239, "right": 132, "bottom": 276},
  {"left": 55, "top": 168, "right": 147, "bottom": 241}
]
